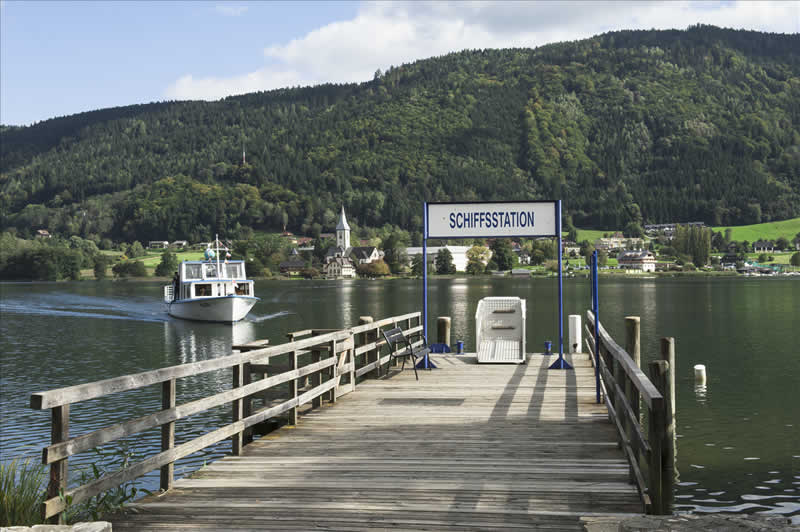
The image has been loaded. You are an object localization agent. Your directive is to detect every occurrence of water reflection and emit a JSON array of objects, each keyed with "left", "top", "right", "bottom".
[{"left": 694, "top": 383, "right": 708, "bottom": 404}]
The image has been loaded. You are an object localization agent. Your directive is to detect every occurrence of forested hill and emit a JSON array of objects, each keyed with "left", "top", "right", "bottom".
[{"left": 2, "top": 25, "right": 799, "bottom": 243}]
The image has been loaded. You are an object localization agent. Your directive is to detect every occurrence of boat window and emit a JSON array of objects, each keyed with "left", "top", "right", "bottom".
[
  {"left": 203, "top": 263, "right": 218, "bottom": 279},
  {"left": 226, "top": 263, "right": 243, "bottom": 279},
  {"left": 184, "top": 264, "right": 202, "bottom": 280},
  {"left": 195, "top": 284, "right": 212, "bottom": 297},
  {"left": 235, "top": 283, "right": 250, "bottom": 296}
]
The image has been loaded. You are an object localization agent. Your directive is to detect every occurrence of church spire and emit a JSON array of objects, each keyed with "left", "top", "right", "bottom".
[{"left": 336, "top": 206, "right": 351, "bottom": 250}]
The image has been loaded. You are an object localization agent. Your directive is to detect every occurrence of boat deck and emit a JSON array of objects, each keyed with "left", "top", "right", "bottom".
[{"left": 114, "top": 353, "right": 641, "bottom": 531}]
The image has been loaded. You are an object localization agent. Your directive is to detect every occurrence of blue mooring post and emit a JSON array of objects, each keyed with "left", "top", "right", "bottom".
[
  {"left": 418, "top": 202, "right": 436, "bottom": 370},
  {"left": 549, "top": 200, "right": 573, "bottom": 370},
  {"left": 592, "top": 250, "right": 601, "bottom": 403}
]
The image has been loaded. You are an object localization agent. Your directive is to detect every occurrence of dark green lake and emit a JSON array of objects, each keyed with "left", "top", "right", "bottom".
[{"left": 1, "top": 277, "right": 797, "bottom": 519}]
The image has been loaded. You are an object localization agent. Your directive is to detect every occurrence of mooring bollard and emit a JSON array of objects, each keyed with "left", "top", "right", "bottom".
[
  {"left": 437, "top": 316, "right": 451, "bottom": 347},
  {"left": 568, "top": 315, "right": 581, "bottom": 354},
  {"left": 694, "top": 364, "right": 707, "bottom": 384}
]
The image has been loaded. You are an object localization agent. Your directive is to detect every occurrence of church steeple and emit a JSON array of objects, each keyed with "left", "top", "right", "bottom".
[{"left": 336, "top": 206, "right": 351, "bottom": 250}]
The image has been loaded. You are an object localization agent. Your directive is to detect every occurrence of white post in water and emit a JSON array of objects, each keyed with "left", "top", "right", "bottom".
[
  {"left": 568, "top": 315, "right": 581, "bottom": 354},
  {"left": 694, "top": 364, "right": 707, "bottom": 384}
]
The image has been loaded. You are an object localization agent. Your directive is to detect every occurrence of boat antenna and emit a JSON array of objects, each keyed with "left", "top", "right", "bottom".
[{"left": 215, "top": 233, "right": 221, "bottom": 276}]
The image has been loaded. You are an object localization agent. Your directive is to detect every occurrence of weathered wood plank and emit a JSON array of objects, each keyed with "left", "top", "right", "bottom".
[{"left": 113, "top": 353, "right": 640, "bottom": 530}]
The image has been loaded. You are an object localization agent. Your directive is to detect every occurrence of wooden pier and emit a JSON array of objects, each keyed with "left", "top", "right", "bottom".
[{"left": 29, "top": 311, "right": 675, "bottom": 530}]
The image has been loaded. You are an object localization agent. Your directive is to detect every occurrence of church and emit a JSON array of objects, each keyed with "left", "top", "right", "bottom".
[{"left": 322, "top": 207, "right": 381, "bottom": 279}]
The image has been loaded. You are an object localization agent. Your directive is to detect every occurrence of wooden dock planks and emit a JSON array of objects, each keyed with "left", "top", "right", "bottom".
[{"left": 113, "top": 353, "right": 641, "bottom": 531}]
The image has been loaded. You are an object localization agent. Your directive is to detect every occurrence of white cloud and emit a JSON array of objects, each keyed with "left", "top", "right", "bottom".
[
  {"left": 166, "top": 1, "right": 799, "bottom": 101},
  {"left": 215, "top": 4, "right": 248, "bottom": 17}
]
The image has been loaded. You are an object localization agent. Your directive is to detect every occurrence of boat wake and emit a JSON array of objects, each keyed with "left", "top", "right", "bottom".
[
  {"left": 0, "top": 293, "right": 168, "bottom": 323},
  {"left": 247, "top": 311, "right": 291, "bottom": 323}
]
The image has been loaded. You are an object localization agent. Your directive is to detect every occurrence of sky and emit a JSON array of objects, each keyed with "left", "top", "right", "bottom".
[{"left": 1, "top": 1, "right": 798, "bottom": 126}]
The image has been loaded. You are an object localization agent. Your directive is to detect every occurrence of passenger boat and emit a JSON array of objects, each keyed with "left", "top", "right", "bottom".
[{"left": 163, "top": 237, "right": 259, "bottom": 323}]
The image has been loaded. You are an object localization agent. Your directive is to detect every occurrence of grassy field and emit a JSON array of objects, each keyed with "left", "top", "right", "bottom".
[
  {"left": 574, "top": 229, "right": 617, "bottom": 242},
  {"left": 712, "top": 217, "right": 800, "bottom": 242}
]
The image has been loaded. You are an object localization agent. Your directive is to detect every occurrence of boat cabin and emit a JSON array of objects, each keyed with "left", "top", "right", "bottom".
[{"left": 173, "top": 260, "right": 254, "bottom": 300}]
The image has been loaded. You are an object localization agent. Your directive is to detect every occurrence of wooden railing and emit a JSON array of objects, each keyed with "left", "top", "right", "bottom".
[
  {"left": 30, "top": 311, "right": 423, "bottom": 523},
  {"left": 585, "top": 311, "right": 676, "bottom": 515}
]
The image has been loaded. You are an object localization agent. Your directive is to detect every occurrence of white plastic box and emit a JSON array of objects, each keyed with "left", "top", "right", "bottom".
[{"left": 475, "top": 297, "right": 526, "bottom": 364}]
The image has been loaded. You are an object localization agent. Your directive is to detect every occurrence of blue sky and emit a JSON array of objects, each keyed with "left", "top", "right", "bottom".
[{"left": 1, "top": 1, "right": 797, "bottom": 126}]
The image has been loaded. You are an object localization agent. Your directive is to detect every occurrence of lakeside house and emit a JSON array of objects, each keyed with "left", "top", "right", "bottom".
[
  {"left": 171, "top": 240, "right": 188, "bottom": 248},
  {"left": 595, "top": 234, "right": 644, "bottom": 252},
  {"left": 36, "top": 229, "right": 52, "bottom": 238},
  {"left": 148, "top": 240, "right": 170, "bottom": 249},
  {"left": 618, "top": 250, "right": 657, "bottom": 273},
  {"left": 279, "top": 249, "right": 306, "bottom": 276},
  {"left": 753, "top": 240, "right": 774, "bottom": 253},
  {"left": 323, "top": 257, "right": 356, "bottom": 279}
]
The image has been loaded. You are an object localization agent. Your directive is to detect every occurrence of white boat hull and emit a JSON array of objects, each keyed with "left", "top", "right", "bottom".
[{"left": 168, "top": 296, "right": 258, "bottom": 323}]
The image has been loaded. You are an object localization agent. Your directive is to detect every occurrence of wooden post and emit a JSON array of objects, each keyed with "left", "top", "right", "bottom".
[
  {"left": 160, "top": 379, "right": 175, "bottom": 491},
  {"left": 45, "top": 404, "right": 69, "bottom": 524},
  {"left": 312, "top": 348, "right": 322, "bottom": 408},
  {"left": 231, "top": 363, "right": 243, "bottom": 456},
  {"left": 242, "top": 362, "right": 253, "bottom": 445},
  {"left": 625, "top": 316, "right": 641, "bottom": 483},
  {"left": 660, "top": 337, "right": 676, "bottom": 514},
  {"left": 437, "top": 316, "right": 451, "bottom": 347},
  {"left": 648, "top": 360, "right": 668, "bottom": 515},
  {"left": 358, "top": 316, "right": 374, "bottom": 379},
  {"left": 329, "top": 340, "right": 337, "bottom": 403},
  {"left": 288, "top": 351, "right": 298, "bottom": 425}
]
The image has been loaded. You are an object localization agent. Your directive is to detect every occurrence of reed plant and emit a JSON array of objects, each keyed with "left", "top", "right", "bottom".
[{"left": 0, "top": 457, "right": 47, "bottom": 526}]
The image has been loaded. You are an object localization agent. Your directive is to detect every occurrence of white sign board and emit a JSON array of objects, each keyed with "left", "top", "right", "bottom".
[{"left": 426, "top": 201, "right": 558, "bottom": 239}]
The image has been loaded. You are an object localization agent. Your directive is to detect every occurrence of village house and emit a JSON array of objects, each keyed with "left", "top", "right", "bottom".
[
  {"left": 595, "top": 236, "right": 644, "bottom": 252},
  {"left": 323, "top": 257, "right": 356, "bottom": 279},
  {"left": 36, "top": 229, "right": 51, "bottom": 238},
  {"left": 752, "top": 240, "right": 774, "bottom": 253},
  {"left": 278, "top": 249, "right": 306, "bottom": 276},
  {"left": 148, "top": 240, "right": 170, "bottom": 249},
  {"left": 171, "top": 240, "right": 189, "bottom": 248},
  {"left": 617, "top": 250, "right": 657, "bottom": 273}
]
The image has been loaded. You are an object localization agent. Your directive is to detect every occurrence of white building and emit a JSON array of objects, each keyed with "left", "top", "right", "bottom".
[
  {"left": 323, "top": 257, "right": 356, "bottom": 279},
  {"left": 405, "top": 246, "right": 474, "bottom": 272},
  {"left": 617, "top": 250, "right": 657, "bottom": 273}
]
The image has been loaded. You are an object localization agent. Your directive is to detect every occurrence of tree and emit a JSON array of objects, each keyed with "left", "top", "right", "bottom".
[
  {"left": 597, "top": 249, "right": 608, "bottom": 267},
  {"left": 466, "top": 245, "right": 489, "bottom": 275},
  {"left": 94, "top": 255, "right": 110, "bottom": 280},
  {"left": 128, "top": 241, "right": 145, "bottom": 258},
  {"left": 435, "top": 248, "right": 456, "bottom": 274},
  {"left": 757, "top": 253, "right": 768, "bottom": 263},
  {"left": 791, "top": 252, "right": 800, "bottom": 267},
  {"left": 583, "top": 244, "right": 596, "bottom": 266},
  {"left": 775, "top": 237, "right": 789, "bottom": 251},
  {"left": 489, "top": 239, "right": 515, "bottom": 271},
  {"left": 382, "top": 232, "right": 408, "bottom": 274},
  {"left": 155, "top": 250, "right": 179, "bottom": 277},
  {"left": 531, "top": 249, "right": 546, "bottom": 266},
  {"left": 357, "top": 260, "right": 390, "bottom": 278},
  {"left": 113, "top": 260, "right": 147, "bottom": 277},
  {"left": 624, "top": 222, "right": 644, "bottom": 238}
]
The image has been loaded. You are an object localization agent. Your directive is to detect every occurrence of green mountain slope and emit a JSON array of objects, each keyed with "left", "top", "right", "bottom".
[{"left": 1, "top": 25, "right": 798, "bottom": 242}]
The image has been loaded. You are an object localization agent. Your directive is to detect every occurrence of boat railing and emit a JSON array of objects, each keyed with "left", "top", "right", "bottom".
[
  {"left": 163, "top": 285, "right": 174, "bottom": 303},
  {"left": 29, "top": 310, "right": 422, "bottom": 523}
]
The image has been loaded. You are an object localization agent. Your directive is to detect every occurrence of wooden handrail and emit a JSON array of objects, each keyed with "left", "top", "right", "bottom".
[
  {"left": 32, "top": 311, "right": 422, "bottom": 522},
  {"left": 585, "top": 310, "right": 674, "bottom": 516}
]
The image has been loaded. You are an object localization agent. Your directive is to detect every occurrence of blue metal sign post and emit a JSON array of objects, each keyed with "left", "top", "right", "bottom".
[
  {"left": 420, "top": 202, "right": 436, "bottom": 369},
  {"left": 422, "top": 200, "right": 571, "bottom": 371},
  {"left": 592, "top": 250, "right": 600, "bottom": 403},
  {"left": 548, "top": 200, "right": 572, "bottom": 370}
]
